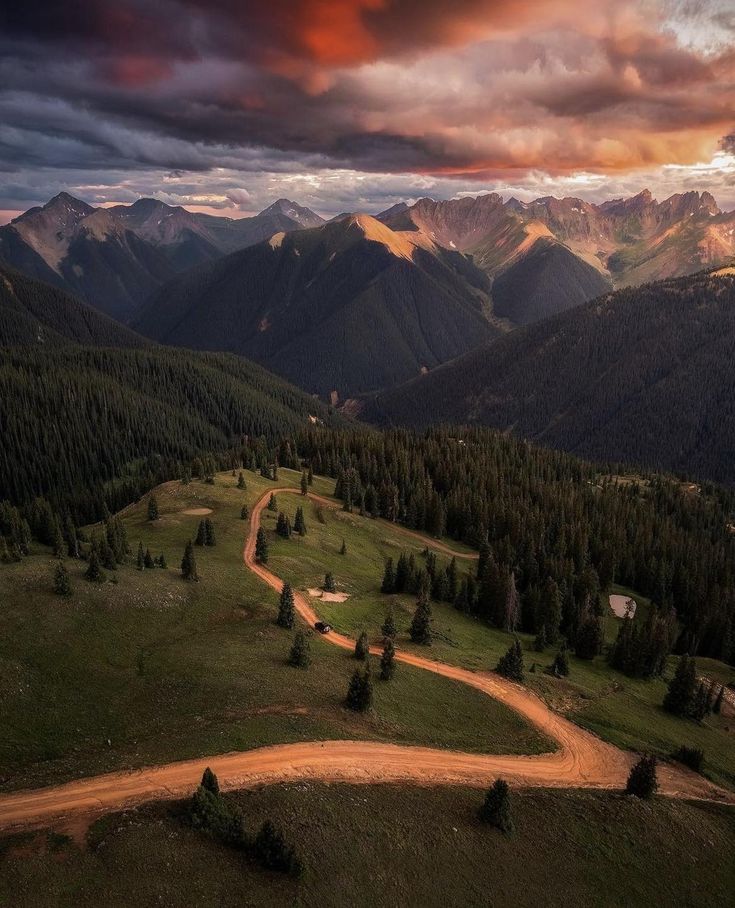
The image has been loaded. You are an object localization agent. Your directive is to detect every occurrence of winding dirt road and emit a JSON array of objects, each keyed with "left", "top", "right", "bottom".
[{"left": 0, "top": 489, "right": 730, "bottom": 834}]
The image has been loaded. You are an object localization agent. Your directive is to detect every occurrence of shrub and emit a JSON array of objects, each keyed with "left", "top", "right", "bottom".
[
  {"left": 671, "top": 746, "right": 704, "bottom": 773},
  {"left": 478, "top": 779, "right": 513, "bottom": 835},
  {"left": 626, "top": 754, "right": 658, "bottom": 799}
]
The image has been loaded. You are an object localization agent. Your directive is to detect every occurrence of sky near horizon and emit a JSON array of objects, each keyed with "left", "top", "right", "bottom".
[{"left": 0, "top": 0, "right": 734, "bottom": 221}]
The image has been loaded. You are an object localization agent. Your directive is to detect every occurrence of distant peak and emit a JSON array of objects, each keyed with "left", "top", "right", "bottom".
[{"left": 45, "top": 191, "right": 94, "bottom": 213}]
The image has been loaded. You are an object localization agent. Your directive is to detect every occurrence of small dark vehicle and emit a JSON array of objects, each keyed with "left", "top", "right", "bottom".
[{"left": 315, "top": 621, "right": 332, "bottom": 634}]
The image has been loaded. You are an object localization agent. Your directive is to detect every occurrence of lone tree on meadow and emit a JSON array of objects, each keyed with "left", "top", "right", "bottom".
[
  {"left": 195, "top": 520, "right": 207, "bottom": 546},
  {"left": 288, "top": 631, "right": 311, "bottom": 668},
  {"left": 240, "top": 504, "right": 249, "bottom": 521},
  {"left": 181, "top": 540, "right": 199, "bottom": 581},
  {"left": 301, "top": 471, "right": 308, "bottom": 495},
  {"left": 339, "top": 538, "right": 347, "bottom": 555},
  {"left": 380, "top": 638, "right": 396, "bottom": 680},
  {"left": 277, "top": 582, "right": 296, "bottom": 629},
  {"left": 550, "top": 641, "right": 570, "bottom": 677},
  {"left": 496, "top": 638, "right": 524, "bottom": 682},
  {"left": 255, "top": 527, "right": 269, "bottom": 564},
  {"left": 237, "top": 471, "right": 247, "bottom": 490},
  {"left": 354, "top": 630, "right": 369, "bottom": 660},
  {"left": 346, "top": 662, "right": 373, "bottom": 712},
  {"left": 85, "top": 549, "right": 106, "bottom": 583},
  {"left": 204, "top": 518, "right": 216, "bottom": 546},
  {"left": 381, "top": 607, "right": 397, "bottom": 639},
  {"left": 626, "top": 754, "right": 658, "bottom": 799},
  {"left": 53, "top": 561, "right": 72, "bottom": 596},
  {"left": 144, "top": 548, "right": 155, "bottom": 569},
  {"left": 267, "top": 493, "right": 278, "bottom": 512},
  {"left": 409, "top": 593, "right": 432, "bottom": 645},
  {"left": 147, "top": 495, "right": 159, "bottom": 521},
  {"left": 381, "top": 558, "right": 396, "bottom": 594},
  {"left": 294, "top": 506, "right": 307, "bottom": 536},
  {"left": 663, "top": 654, "right": 697, "bottom": 717},
  {"left": 479, "top": 779, "right": 513, "bottom": 835},
  {"left": 323, "top": 572, "right": 336, "bottom": 593}
]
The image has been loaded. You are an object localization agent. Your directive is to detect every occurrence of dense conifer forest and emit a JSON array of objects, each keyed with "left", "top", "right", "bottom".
[
  {"left": 298, "top": 427, "right": 735, "bottom": 663},
  {"left": 0, "top": 345, "right": 343, "bottom": 521}
]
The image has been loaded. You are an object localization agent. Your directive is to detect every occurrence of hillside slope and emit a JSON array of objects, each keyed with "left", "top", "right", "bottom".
[
  {"left": 136, "top": 214, "right": 499, "bottom": 399},
  {"left": 0, "top": 265, "right": 147, "bottom": 348},
  {"left": 360, "top": 272, "right": 735, "bottom": 484}
]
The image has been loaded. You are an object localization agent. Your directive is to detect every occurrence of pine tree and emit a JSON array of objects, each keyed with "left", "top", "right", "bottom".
[
  {"left": 381, "top": 558, "right": 396, "bottom": 594},
  {"left": 713, "top": 684, "right": 725, "bottom": 715},
  {"left": 663, "top": 654, "right": 697, "bottom": 717},
  {"left": 237, "top": 471, "right": 246, "bottom": 490},
  {"left": 64, "top": 516, "right": 80, "bottom": 558},
  {"left": 409, "top": 594, "right": 432, "bottom": 645},
  {"left": 53, "top": 561, "right": 72, "bottom": 596},
  {"left": 575, "top": 614, "right": 603, "bottom": 660},
  {"left": 268, "top": 493, "right": 278, "bottom": 512},
  {"left": 339, "top": 538, "right": 347, "bottom": 555},
  {"left": 345, "top": 662, "right": 373, "bottom": 712},
  {"left": 354, "top": 630, "right": 369, "bottom": 660},
  {"left": 181, "top": 540, "right": 199, "bottom": 581},
  {"left": 533, "top": 626, "right": 547, "bottom": 652},
  {"left": 85, "top": 549, "right": 106, "bottom": 583},
  {"left": 204, "top": 519, "right": 216, "bottom": 546},
  {"left": 323, "top": 572, "right": 336, "bottom": 593},
  {"left": 147, "top": 495, "right": 159, "bottom": 521},
  {"left": 692, "top": 681, "right": 709, "bottom": 722},
  {"left": 551, "top": 642, "right": 570, "bottom": 677},
  {"left": 240, "top": 504, "right": 249, "bottom": 521},
  {"left": 195, "top": 520, "right": 206, "bottom": 546},
  {"left": 277, "top": 582, "right": 295, "bottom": 629},
  {"left": 394, "top": 553, "right": 410, "bottom": 593},
  {"left": 51, "top": 520, "right": 65, "bottom": 558},
  {"left": 307, "top": 464, "right": 314, "bottom": 486},
  {"left": 381, "top": 608, "right": 397, "bottom": 639},
  {"left": 380, "top": 638, "right": 396, "bottom": 680},
  {"left": 496, "top": 639, "right": 524, "bottom": 682},
  {"left": 144, "top": 548, "right": 155, "bottom": 569},
  {"left": 301, "top": 471, "right": 308, "bottom": 495},
  {"left": 626, "top": 755, "right": 658, "bottom": 799},
  {"left": 201, "top": 767, "right": 219, "bottom": 796},
  {"left": 276, "top": 512, "right": 292, "bottom": 538},
  {"left": 288, "top": 631, "right": 311, "bottom": 668},
  {"left": 255, "top": 527, "right": 268, "bottom": 564},
  {"left": 293, "top": 506, "right": 307, "bottom": 536},
  {"left": 478, "top": 779, "right": 513, "bottom": 834},
  {"left": 158, "top": 553, "right": 168, "bottom": 569},
  {"left": 137, "top": 541, "right": 145, "bottom": 570}
]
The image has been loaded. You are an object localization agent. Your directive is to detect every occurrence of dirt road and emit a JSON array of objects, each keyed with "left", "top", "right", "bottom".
[{"left": 0, "top": 489, "right": 730, "bottom": 834}]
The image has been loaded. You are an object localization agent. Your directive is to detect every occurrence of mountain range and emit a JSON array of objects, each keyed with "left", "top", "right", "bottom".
[
  {"left": 0, "top": 194, "right": 323, "bottom": 321},
  {"left": 358, "top": 269, "right": 735, "bottom": 484}
]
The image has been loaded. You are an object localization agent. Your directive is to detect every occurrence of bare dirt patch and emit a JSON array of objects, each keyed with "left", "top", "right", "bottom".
[
  {"left": 307, "top": 588, "right": 350, "bottom": 603},
  {"left": 609, "top": 594, "right": 636, "bottom": 619},
  {"left": 180, "top": 507, "right": 213, "bottom": 516}
]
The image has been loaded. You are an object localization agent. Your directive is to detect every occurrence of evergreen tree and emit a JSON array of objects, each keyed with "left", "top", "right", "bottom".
[
  {"left": 300, "top": 471, "right": 308, "bottom": 495},
  {"left": 307, "top": 464, "right": 314, "bottom": 486},
  {"left": 158, "top": 553, "right": 168, "bottom": 569},
  {"left": 496, "top": 639, "right": 524, "bottom": 682},
  {"left": 276, "top": 512, "right": 292, "bottom": 538},
  {"left": 539, "top": 577, "right": 563, "bottom": 642},
  {"left": 204, "top": 518, "right": 216, "bottom": 546},
  {"left": 713, "top": 684, "right": 725, "bottom": 715},
  {"left": 354, "top": 630, "right": 369, "bottom": 660},
  {"left": 53, "top": 561, "right": 72, "bottom": 597},
  {"left": 626, "top": 755, "right": 658, "bottom": 799},
  {"left": 268, "top": 493, "right": 278, "bottom": 512},
  {"left": 237, "top": 471, "right": 246, "bottom": 490},
  {"left": 550, "top": 642, "right": 570, "bottom": 677},
  {"left": 663, "top": 654, "right": 697, "bottom": 717},
  {"left": 692, "top": 681, "right": 709, "bottom": 722},
  {"left": 195, "top": 520, "right": 207, "bottom": 546},
  {"left": 51, "top": 520, "right": 65, "bottom": 558},
  {"left": 381, "top": 608, "right": 397, "bottom": 639},
  {"left": 323, "top": 572, "right": 336, "bottom": 593},
  {"left": 575, "top": 614, "right": 604, "bottom": 659},
  {"left": 64, "top": 516, "right": 80, "bottom": 558},
  {"left": 147, "top": 495, "right": 159, "bottom": 521},
  {"left": 277, "top": 582, "right": 296, "bottom": 629},
  {"left": 345, "top": 662, "right": 373, "bottom": 712},
  {"left": 394, "top": 552, "right": 410, "bottom": 593},
  {"left": 201, "top": 767, "right": 220, "bottom": 795},
  {"left": 380, "top": 638, "right": 396, "bottom": 680},
  {"left": 478, "top": 779, "right": 513, "bottom": 834},
  {"left": 144, "top": 548, "right": 155, "bottom": 569},
  {"left": 409, "top": 594, "right": 432, "bottom": 645},
  {"left": 255, "top": 527, "right": 268, "bottom": 564},
  {"left": 240, "top": 504, "right": 249, "bottom": 521},
  {"left": 85, "top": 549, "right": 106, "bottom": 583},
  {"left": 137, "top": 541, "right": 145, "bottom": 570},
  {"left": 533, "top": 626, "right": 547, "bottom": 652},
  {"left": 99, "top": 537, "right": 116, "bottom": 571},
  {"left": 181, "top": 540, "right": 199, "bottom": 581},
  {"left": 381, "top": 558, "right": 396, "bottom": 593},
  {"left": 288, "top": 631, "right": 311, "bottom": 668},
  {"left": 339, "top": 538, "right": 347, "bottom": 555},
  {"left": 293, "top": 506, "right": 307, "bottom": 536}
]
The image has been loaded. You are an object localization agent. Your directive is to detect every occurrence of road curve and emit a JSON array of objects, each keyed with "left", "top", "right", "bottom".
[{"left": 0, "top": 489, "right": 730, "bottom": 834}]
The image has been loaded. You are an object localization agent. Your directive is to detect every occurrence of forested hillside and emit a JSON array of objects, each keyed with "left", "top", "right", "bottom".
[
  {"left": 360, "top": 272, "right": 735, "bottom": 485},
  {"left": 0, "top": 265, "right": 146, "bottom": 348},
  {"left": 0, "top": 347, "right": 344, "bottom": 521},
  {"left": 298, "top": 427, "right": 735, "bottom": 663}
]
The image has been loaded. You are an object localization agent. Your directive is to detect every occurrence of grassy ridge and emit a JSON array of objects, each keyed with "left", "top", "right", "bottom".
[
  {"left": 0, "top": 470, "right": 548, "bottom": 791},
  {"left": 2, "top": 785, "right": 733, "bottom": 907},
  {"left": 268, "top": 496, "right": 735, "bottom": 790}
]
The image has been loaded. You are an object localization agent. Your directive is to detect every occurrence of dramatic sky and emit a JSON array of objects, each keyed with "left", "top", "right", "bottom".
[{"left": 1, "top": 0, "right": 734, "bottom": 221}]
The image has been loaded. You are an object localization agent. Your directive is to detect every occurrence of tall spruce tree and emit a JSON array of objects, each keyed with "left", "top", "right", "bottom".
[
  {"left": 147, "top": 495, "right": 159, "bottom": 521},
  {"left": 663, "top": 654, "right": 697, "bottom": 717},
  {"left": 380, "top": 638, "right": 396, "bottom": 680},
  {"left": 85, "top": 549, "right": 105, "bottom": 583},
  {"left": 626, "top": 755, "right": 658, "bottom": 799},
  {"left": 288, "top": 630, "right": 311, "bottom": 668},
  {"left": 496, "top": 639, "right": 524, "bottom": 682},
  {"left": 478, "top": 779, "right": 513, "bottom": 834},
  {"left": 53, "top": 561, "right": 72, "bottom": 596},
  {"left": 381, "top": 608, "right": 397, "bottom": 639},
  {"left": 409, "top": 594, "right": 432, "bottom": 645},
  {"left": 354, "top": 630, "right": 369, "bottom": 660},
  {"left": 277, "top": 582, "right": 296, "bottom": 629},
  {"left": 195, "top": 520, "right": 207, "bottom": 546},
  {"left": 181, "top": 540, "right": 199, "bottom": 581},
  {"left": 255, "top": 527, "right": 269, "bottom": 564},
  {"left": 381, "top": 558, "right": 396, "bottom": 593}
]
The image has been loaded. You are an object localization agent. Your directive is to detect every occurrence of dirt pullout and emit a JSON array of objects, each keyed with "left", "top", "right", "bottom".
[
  {"left": 307, "top": 588, "right": 350, "bottom": 603},
  {"left": 1, "top": 488, "right": 731, "bottom": 834},
  {"left": 181, "top": 507, "right": 213, "bottom": 516}
]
